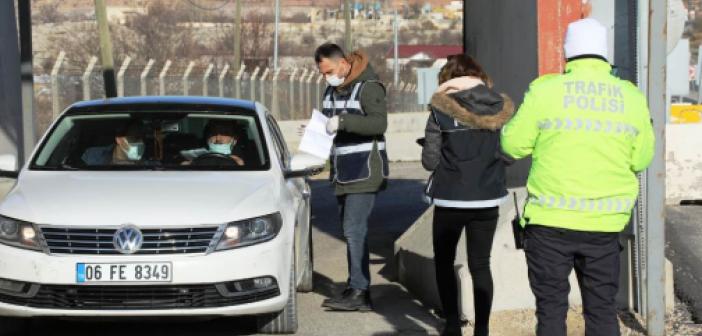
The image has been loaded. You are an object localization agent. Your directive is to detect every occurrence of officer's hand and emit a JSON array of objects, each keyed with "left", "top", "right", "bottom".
[
  {"left": 297, "top": 123, "right": 307, "bottom": 136},
  {"left": 326, "top": 116, "right": 339, "bottom": 135}
]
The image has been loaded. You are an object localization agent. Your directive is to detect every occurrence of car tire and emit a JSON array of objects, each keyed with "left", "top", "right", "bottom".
[
  {"left": 257, "top": 258, "right": 298, "bottom": 334},
  {"left": 0, "top": 317, "right": 27, "bottom": 336},
  {"left": 297, "top": 224, "right": 314, "bottom": 293}
]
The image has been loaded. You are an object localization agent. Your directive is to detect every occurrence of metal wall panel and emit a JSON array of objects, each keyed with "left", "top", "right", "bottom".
[
  {"left": 464, "top": 0, "right": 539, "bottom": 186},
  {"left": 0, "top": 1, "right": 21, "bottom": 162}
]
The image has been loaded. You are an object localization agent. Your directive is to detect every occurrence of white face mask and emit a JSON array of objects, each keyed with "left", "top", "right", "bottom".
[
  {"left": 122, "top": 141, "right": 144, "bottom": 161},
  {"left": 325, "top": 74, "right": 345, "bottom": 87}
]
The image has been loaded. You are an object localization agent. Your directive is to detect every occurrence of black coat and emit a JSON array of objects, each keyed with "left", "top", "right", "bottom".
[{"left": 422, "top": 84, "right": 515, "bottom": 206}]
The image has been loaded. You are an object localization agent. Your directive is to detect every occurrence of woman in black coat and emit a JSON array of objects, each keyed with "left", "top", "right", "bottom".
[{"left": 422, "top": 54, "right": 514, "bottom": 336}]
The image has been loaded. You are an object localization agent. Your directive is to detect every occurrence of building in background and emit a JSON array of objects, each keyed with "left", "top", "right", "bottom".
[{"left": 385, "top": 44, "right": 462, "bottom": 69}]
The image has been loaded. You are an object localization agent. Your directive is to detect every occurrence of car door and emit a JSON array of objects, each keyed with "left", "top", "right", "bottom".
[{"left": 265, "top": 114, "right": 311, "bottom": 282}]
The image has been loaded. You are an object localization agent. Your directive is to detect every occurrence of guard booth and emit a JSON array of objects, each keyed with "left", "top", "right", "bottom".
[{"left": 463, "top": 0, "right": 668, "bottom": 335}]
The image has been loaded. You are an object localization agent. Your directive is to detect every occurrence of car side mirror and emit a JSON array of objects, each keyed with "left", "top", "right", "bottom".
[
  {"left": 284, "top": 153, "right": 325, "bottom": 179},
  {"left": 0, "top": 155, "right": 18, "bottom": 179}
]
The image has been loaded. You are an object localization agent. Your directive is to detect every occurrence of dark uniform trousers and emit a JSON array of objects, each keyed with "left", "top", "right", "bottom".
[{"left": 525, "top": 225, "right": 621, "bottom": 336}]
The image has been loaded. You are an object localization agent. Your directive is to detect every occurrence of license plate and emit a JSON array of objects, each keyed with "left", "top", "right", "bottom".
[{"left": 76, "top": 262, "right": 172, "bottom": 283}]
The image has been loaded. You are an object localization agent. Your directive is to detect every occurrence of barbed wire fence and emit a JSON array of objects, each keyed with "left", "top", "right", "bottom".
[{"left": 34, "top": 52, "right": 424, "bottom": 135}]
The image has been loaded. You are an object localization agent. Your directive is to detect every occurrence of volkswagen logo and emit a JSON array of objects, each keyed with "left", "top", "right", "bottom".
[{"left": 113, "top": 225, "right": 143, "bottom": 254}]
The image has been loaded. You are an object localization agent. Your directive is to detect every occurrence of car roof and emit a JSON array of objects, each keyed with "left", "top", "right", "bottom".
[{"left": 65, "top": 96, "right": 258, "bottom": 115}]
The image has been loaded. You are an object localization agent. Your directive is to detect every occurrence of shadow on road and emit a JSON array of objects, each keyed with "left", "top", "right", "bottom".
[
  {"left": 312, "top": 271, "right": 441, "bottom": 336},
  {"left": 21, "top": 315, "right": 258, "bottom": 336},
  {"left": 309, "top": 178, "right": 431, "bottom": 283}
]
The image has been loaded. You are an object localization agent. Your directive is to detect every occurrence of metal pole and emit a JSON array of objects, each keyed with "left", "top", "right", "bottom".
[
  {"left": 140, "top": 59, "right": 155, "bottom": 96},
  {"left": 203, "top": 63, "right": 214, "bottom": 96},
  {"left": 82, "top": 56, "right": 98, "bottom": 100},
  {"left": 182, "top": 61, "right": 195, "bottom": 96},
  {"left": 644, "top": 0, "right": 667, "bottom": 334},
  {"left": 393, "top": 9, "right": 399, "bottom": 86},
  {"left": 250, "top": 66, "right": 261, "bottom": 101},
  {"left": 116, "top": 56, "right": 132, "bottom": 97},
  {"left": 159, "top": 60, "right": 172, "bottom": 96},
  {"left": 218, "top": 63, "right": 230, "bottom": 97},
  {"left": 233, "top": 0, "right": 241, "bottom": 74},
  {"left": 50, "top": 51, "right": 66, "bottom": 120},
  {"left": 289, "top": 68, "right": 298, "bottom": 119},
  {"left": 260, "top": 67, "right": 270, "bottom": 107},
  {"left": 18, "top": 0, "right": 35, "bottom": 159},
  {"left": 273, "top": 0, "right": 280, "bottom": 70},
  {"left": 344, "top": 0, "right": 352, "bottom": 50},
  {"left": 271, "top": 68, "right": 281, "bottom": 118},
  {"left": 316, "top": 74, "right": 324, "bottom": 110},
  {"left": 95, "top": 0, "right": 117, "bottom": 98},
  {"left": 306, "top": 71, "right": 314, "bottom": 117},
  {"left": 235, "top": 63, "right": 246, "bottom": 98},
  {"left": 298, "top": 68, "right": 308, "bottom": 119}
]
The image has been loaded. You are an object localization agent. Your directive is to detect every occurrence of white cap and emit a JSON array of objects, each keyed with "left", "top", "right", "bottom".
[{"left": 564, "top": 18, "right": 608, "bottom": 61}]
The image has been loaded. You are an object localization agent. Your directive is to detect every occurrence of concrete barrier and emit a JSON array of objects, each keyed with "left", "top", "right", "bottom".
[
  {"left": 0, "top": 179, "right": 13, "bottom": 200},
  {"left": 282, "top": 113, "right": 702, "bottom": 205},
  {"left": 394, "top": 187, "right": 674, "bottom": 322},
  {"left": 278, "top": 112, "right": 428, "bottom": 162},
  {"left": 666, "top": 123, "right": 702, "bottom": 204}
]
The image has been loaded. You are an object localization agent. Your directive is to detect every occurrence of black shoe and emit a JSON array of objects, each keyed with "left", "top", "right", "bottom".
[
  {"left": 440, "top": 323, "right": 462, "bottom": 336},
  {"left": 321, "top": 287, "right": 353, "bottom": 306},
  {"left": 323, "top": 288, "right": 372, "bottom": 311}
]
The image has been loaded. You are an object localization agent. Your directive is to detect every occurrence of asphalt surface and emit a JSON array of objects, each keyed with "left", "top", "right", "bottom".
[
  {"left": 15, "top": 163, "right": 440, "bottom": 336},
  {"left": 666, "top": 205, "right": 702, "bottom": 323}
]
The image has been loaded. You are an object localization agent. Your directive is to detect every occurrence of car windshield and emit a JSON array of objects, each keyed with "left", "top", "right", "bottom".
[{"left": 30, "top": 111, "right": 270, "bottom": 171}]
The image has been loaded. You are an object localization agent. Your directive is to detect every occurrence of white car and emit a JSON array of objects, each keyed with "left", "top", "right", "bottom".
[{"left": 0, "top": 96, "right": 324, "bottom": 334}]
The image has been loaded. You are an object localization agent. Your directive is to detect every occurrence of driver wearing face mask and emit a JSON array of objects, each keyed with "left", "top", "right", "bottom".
[
  {"left": 180, "top": 120, "right": 245, "bottom": 166},
  {"left": 82, "top": 122, "right": 146, "bottom": 165}
]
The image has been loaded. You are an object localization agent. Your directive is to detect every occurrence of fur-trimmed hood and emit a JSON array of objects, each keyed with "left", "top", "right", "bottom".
[{"left": 430, "top": 84, "right": 515, "bottom": 131}]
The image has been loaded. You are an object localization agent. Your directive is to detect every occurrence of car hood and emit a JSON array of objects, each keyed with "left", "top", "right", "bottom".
[{"left": 0, "top": 171, "right": 280, "bottom": 227}]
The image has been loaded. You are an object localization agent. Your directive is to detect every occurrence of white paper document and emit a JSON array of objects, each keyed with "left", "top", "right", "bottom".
[{"left": 298, "top": 109, "right": 335, "bottom": 159}]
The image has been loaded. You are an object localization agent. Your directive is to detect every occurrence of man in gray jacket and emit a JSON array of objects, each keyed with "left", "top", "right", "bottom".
[{"left": 314, "top": 43, "right": 389, "bottom": 311}]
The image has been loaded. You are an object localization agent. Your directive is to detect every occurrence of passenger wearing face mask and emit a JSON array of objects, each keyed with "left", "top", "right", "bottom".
[
  {"left": 82, "top": 122, "right": 146, "bottom": 165},
  {"left": 313, "top": 43, "right": 389, "bottom": 312},
  {"left": 180, "top": 120, "right": 245, "bottom": 166}
]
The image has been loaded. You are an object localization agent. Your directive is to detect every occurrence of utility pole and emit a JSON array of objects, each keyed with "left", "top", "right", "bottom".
[
  {"left": 393, "top": 9, "right": 399, "bottom": 86},
  {"left": 344, "top": 0, "right": 352, "bottom": 50},
  {"left": 18, "top": 0, "right": 35, "bottom": 161},
  {"left": 273, "top": 0, "right": 280, "bottom": 70},
  {"left": 234, "top": 0, "right": 242, "bottom": 73},
  {"left": 644, "top": 0, "right": 667, "bottom": 334},
  {"left": 95, "top": 0, "right": 117, "bottom": 98}
]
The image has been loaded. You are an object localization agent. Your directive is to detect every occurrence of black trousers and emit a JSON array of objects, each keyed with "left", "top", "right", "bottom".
[
  {"left": 432, "top": 206, "right": 498, "bottom": 336},
  {"left": 525, "top": 225, "right": 621, "bottom": 336}
]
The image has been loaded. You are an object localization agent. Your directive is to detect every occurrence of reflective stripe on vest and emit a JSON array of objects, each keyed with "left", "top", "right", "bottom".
[
  {"left": 333, "top": 142, "right": 386, "bottom": 155},
  {"left": 537, "top": 118, "right": 640, "bottom": 137},
  {"left": 528, "top": 195, "right": 636, "bottom": 212},
  {"left": 323, "top": 82, "right": 364, "bottom": 116},
  {"left": 322, "top": 101, "right": 362, "bottom": 109}
]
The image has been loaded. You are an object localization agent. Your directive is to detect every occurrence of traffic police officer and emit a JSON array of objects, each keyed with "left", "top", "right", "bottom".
[
  {"left": 314, "top": 43, "right": 389, "bottom": 311},
  {"left": 501, "top": 18, "right": 655, "bottom": 336}
]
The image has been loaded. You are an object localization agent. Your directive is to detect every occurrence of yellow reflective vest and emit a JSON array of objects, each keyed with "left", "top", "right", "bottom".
[{"left": 501, "top": 58, "right": 655, "bottom": 232}]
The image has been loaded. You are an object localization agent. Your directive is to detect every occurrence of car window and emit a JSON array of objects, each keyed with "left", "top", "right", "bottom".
[
  {"left": 266, "top": 115, "right": 290, "bottom": 169},
  {"left": 30, "top": 111, "right": 270, "bottom": 171}
]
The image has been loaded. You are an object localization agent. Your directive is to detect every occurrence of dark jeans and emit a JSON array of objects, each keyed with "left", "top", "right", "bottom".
[
  {"left": 337, "top": 193, "right": 376, "bottom": 291},
  {"left": 525, "top": 225, "right": 621, "bottom": 336},
  {"left": 432, "top": 206, "right": 499, "bottom": 336}
]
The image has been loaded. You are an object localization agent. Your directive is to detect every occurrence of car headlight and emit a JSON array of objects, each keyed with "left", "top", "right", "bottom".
[
  {"left": 0, "top": 215, "right": 42, "bottom": 251},
  {"left": 215, "top": 213, "right": 283, "bottom": 251}
]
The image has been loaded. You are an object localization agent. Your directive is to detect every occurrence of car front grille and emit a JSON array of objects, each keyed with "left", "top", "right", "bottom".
[
  {"left": 40, "top": 227, "right": 221, "bottom": 255},
  {"left": 0, "top": 283, "right": 280, "bottom": 310}
]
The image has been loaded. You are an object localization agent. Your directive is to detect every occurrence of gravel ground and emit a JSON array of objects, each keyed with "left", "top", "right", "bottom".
[{"left": 451, "top": 299, "right": 702, "bottom": 336}]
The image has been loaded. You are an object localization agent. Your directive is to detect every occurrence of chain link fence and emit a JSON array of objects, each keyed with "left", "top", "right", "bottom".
[{"left": 35, "top": 57, "right": 425, "bottom": 135}]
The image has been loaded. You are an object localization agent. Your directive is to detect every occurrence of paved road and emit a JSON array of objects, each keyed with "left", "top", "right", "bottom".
[
  {"left": 21, "top": 163, "right": 440, "bottom": 336},
  {"left": 666, "top": 205, "right": 702, "bottom": 323}
]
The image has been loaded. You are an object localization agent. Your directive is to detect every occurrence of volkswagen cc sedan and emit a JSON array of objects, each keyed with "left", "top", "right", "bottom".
[{"left": 0, "top": 96, "right": 324, "bottom": 334}]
